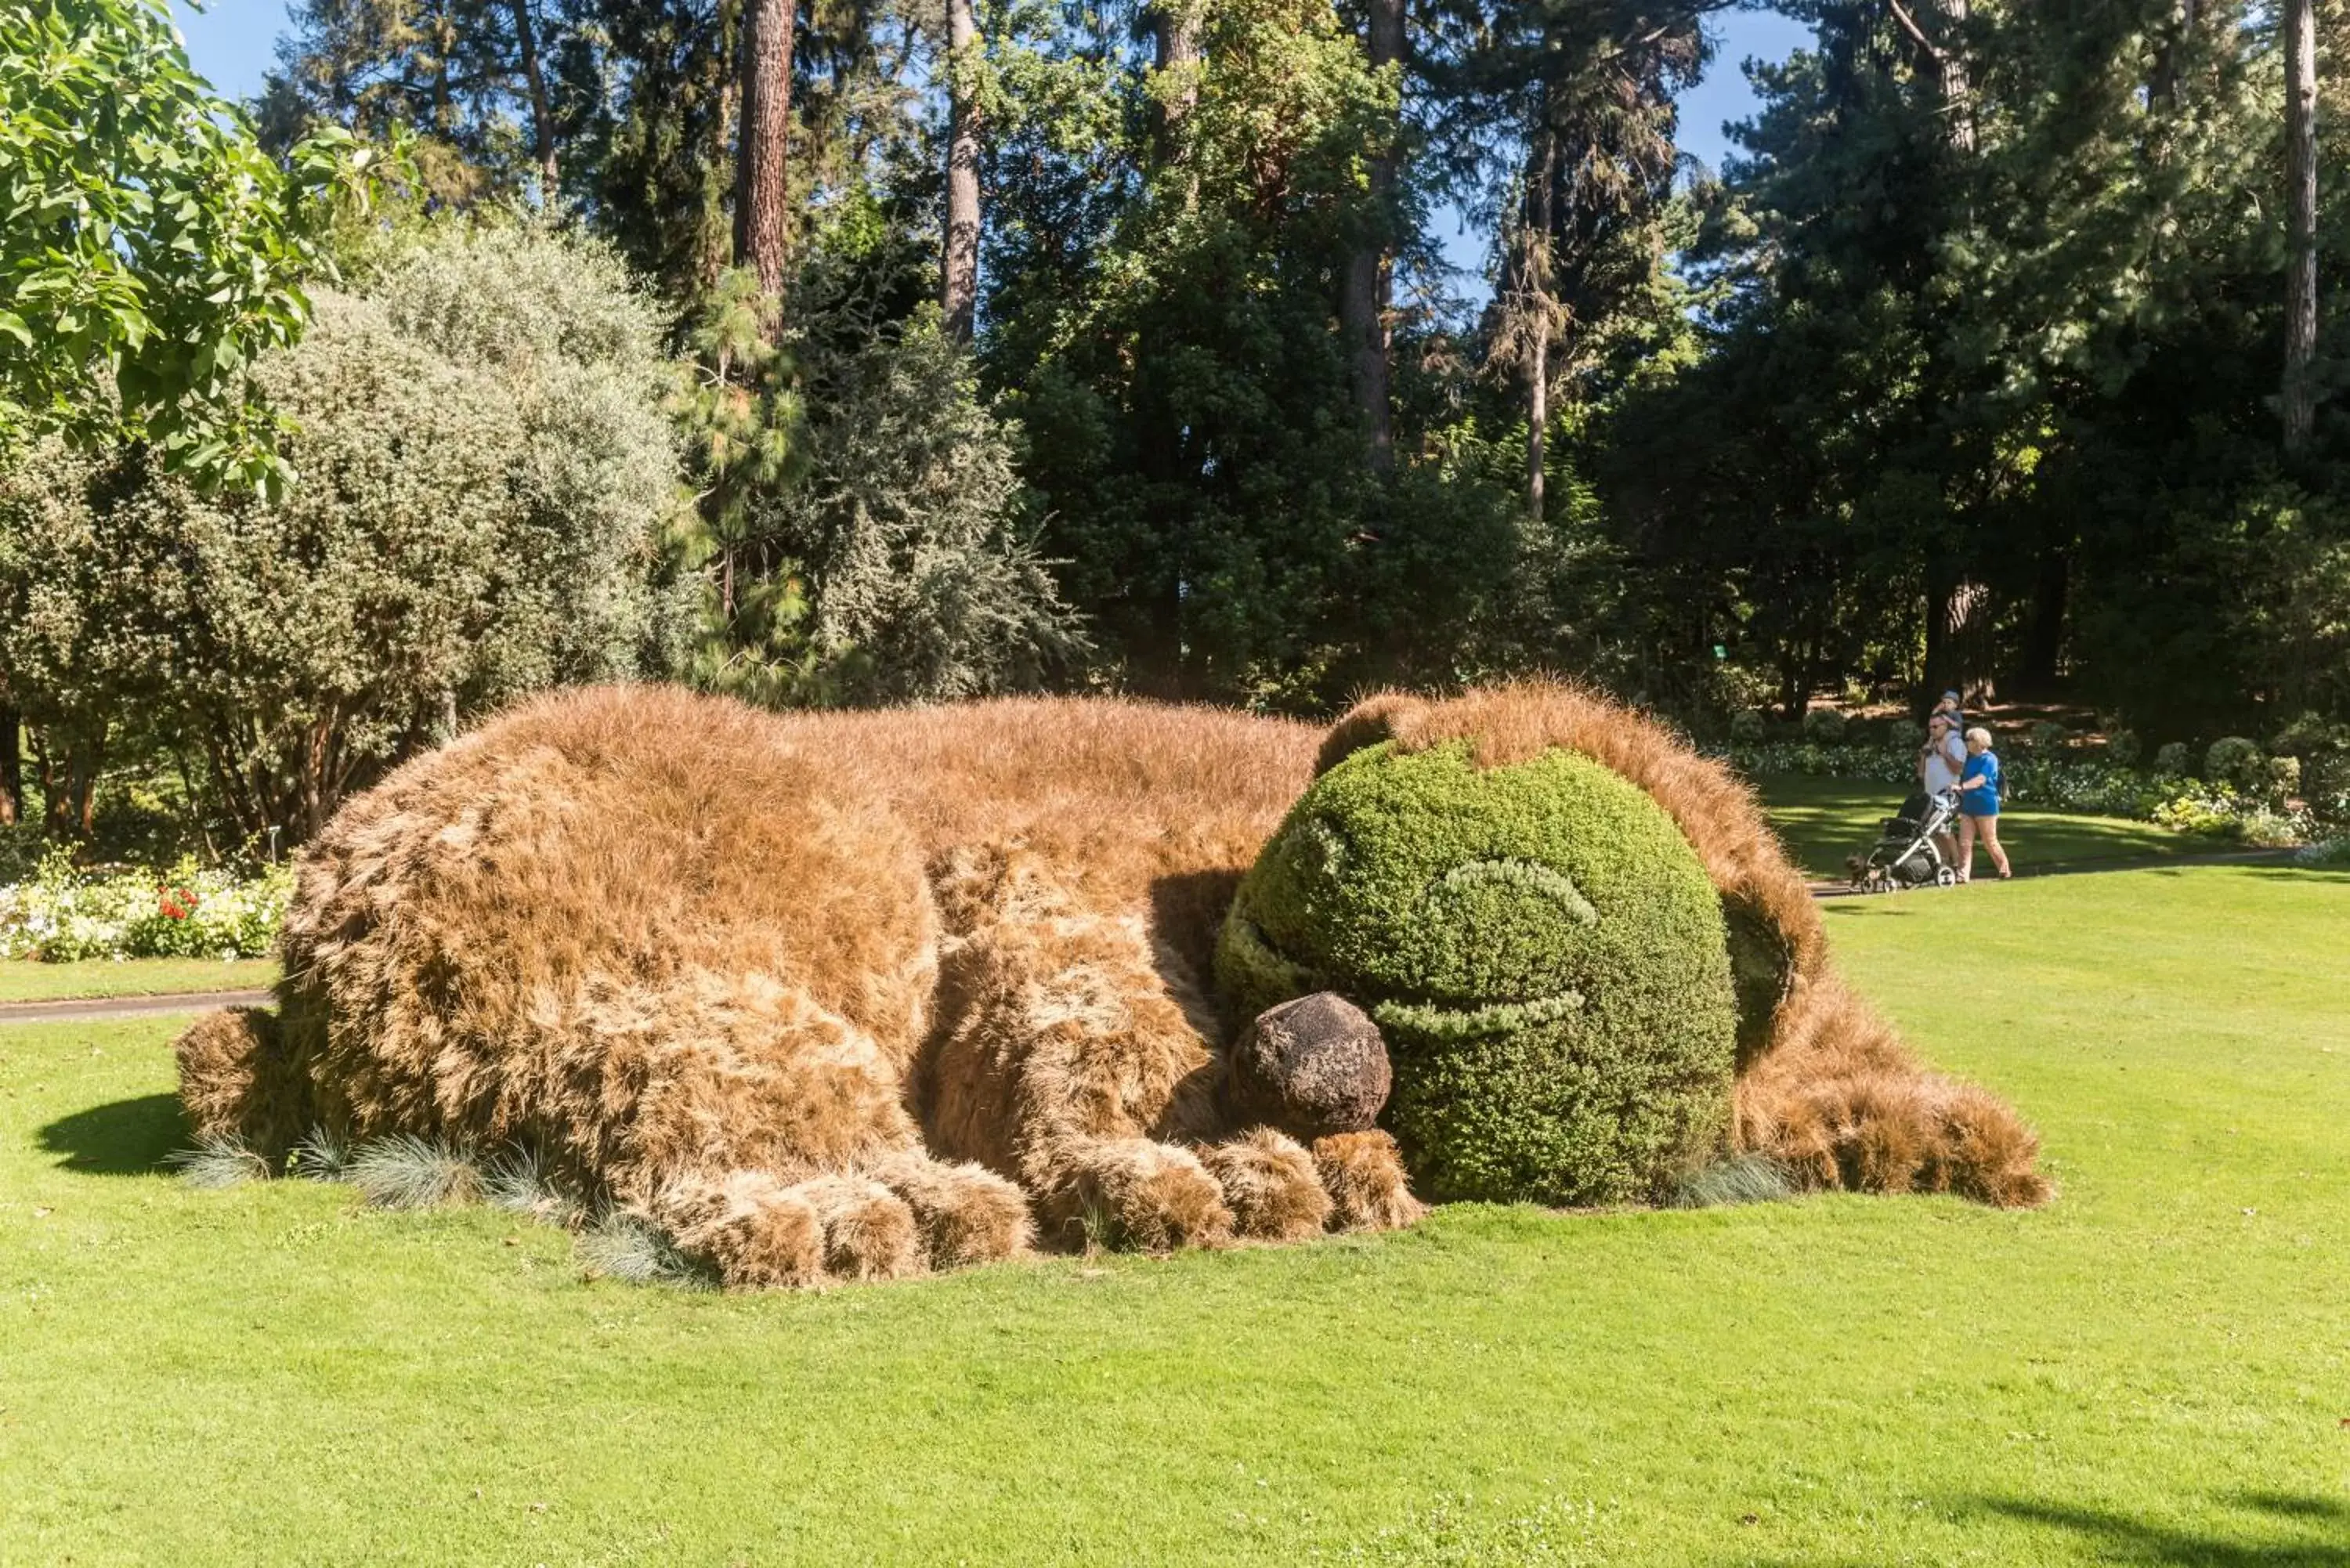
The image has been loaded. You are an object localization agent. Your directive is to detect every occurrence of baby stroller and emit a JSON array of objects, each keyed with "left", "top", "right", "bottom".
[{"left": 1847, "top": 790, "right": 1962, "bottom": 892}]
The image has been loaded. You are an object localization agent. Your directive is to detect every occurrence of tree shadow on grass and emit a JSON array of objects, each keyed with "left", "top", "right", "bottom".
[
  {"left": 38, "top": 1093, "right": 186, "bottom": 1175},
  {"left": 1962, "top": 1490, "right": 2350, "bottom": 1566},
  {"left": 1734, "top": 1493, "right": 2350, "bottom": 1568}
]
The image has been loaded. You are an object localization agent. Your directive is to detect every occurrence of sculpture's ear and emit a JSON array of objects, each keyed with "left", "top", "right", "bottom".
[{"left": 1315, "top": 693, "right": 1431, "bottom": 776}]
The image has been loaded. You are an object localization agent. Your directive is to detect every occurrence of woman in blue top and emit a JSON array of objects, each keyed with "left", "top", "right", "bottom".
[{"left": 1958, "top": 726, "right": 2011, "bottom": 882}]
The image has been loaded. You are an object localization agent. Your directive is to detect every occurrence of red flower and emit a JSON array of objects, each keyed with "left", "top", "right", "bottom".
[{"left": 159, "top": 886, "right": 199, "bottom": 921}]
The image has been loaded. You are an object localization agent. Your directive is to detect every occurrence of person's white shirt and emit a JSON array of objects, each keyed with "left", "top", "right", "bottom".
[{"left": 1922, "top": 728, "right": 1965, "bottom": 794}]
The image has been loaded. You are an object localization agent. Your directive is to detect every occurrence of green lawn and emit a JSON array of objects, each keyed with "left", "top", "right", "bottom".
[
  {"left": 1754, "top": 775, "right": 2196, "bottom": 880},
  {"left": 0, "top": 957, "right": 277, "bottom": 1004},
  {"left": 2, "top": 865, "right": 2345, "bottom": 1565},
  {"left": 0, "top": 782, "right": 2186, "bottom": 1003}
]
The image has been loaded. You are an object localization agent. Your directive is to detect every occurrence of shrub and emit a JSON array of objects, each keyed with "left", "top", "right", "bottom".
[
  {"left": 1217, "top": 739, "right": 1737, "bottom": 1207},
  {"left": 2154, "top": 741, "right": 2192, "bottom": 775},
  {"left": 0, "top": 222, "right": 695, "bottom": 841},
  {"left": 1728, "top": 709, "right": 1767, "bottom": 744},
  {"left": 2233, "top": 807, "right": 2307, "bottom": 849},
  {"left": 2270, "top": 712, "right": 2350, "bottom": 761},
  {"left": 2266, "top": 755, "right": 2303, "bottom": 798},
  {"left": 2104, "top": 729, "right": 2142, "bottom": 766},
  {"left": 755, "top": 313, "right": 1086, "bottom": 703},
  {"left": 1800, "top": 707, "right": 1848, "bottom": 745},
  {"left": 2205, "top": 737, "right": 2264, "bottom": 790},
  {"left": 2027, "top": 720, "right": 2071, "bottom": 753},
  {"left": 2150, "top": 786, "right": 2246, "bottom": 837}
]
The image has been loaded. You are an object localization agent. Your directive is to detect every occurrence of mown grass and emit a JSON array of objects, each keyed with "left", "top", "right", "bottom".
[
  {"left": 2, "top": 865, "right": 2345, "bottom": 1565},
  {"left": 0, "top": 956, "right": 277, "bottom": 1004},
  {"left": 0, "top": 782, "right": 2175, "bottom": 1006},
  {"left": 1754, "top": 775, "right": 2194, "bottom": 880}
]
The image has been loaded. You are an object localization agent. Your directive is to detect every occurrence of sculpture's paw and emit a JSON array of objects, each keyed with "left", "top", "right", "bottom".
[
  {"left": 1200, "top": 1129, "right": 1332, "bottom": 1241},
  {"left": 655, "top": 1171, "right": 825, "bottom": 1289},
  {"left": 871, "top": 1152, "right": 1035, "bottom": 1270},
  {"left": 794, "top": 1175, "right": 924, "bottom": 1282},
  {"left": 1061, "top": 1140, "right": 1235, "bottom": 1252},
  {"left": 1225, "top": 992, "right": 1391, "bottom": 1141},
  {"left": 1311, "top": 1130, "right": 1426, "bottom": 1232}
]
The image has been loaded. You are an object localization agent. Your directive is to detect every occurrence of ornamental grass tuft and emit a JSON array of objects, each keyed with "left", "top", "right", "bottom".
[
  {"left": 1668, "top": 1152, "right": 1795, "bottom": 1209},
  {"left": 576, "top": 1209, "right": 717, "bottom": 1290},
  {"left": 165, "top": 1133, "right": 272, "bottom": 1190},
  {"left": 346, "top": 1134, "right": 483, "bottom": 1210}
]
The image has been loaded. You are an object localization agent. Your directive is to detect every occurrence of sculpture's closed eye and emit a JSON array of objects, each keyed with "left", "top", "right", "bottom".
[{"left": 1429, "top": 858, "right": 1599, "bottom": 927}]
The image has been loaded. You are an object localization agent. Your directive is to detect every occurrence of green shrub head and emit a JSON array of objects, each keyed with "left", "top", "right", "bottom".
[
  {"left": 1801, "top": 707, "right": 1847, "bottom": 745},
  {"left": 1216, "top": 739, "right": 1738, "bottom": 1207},
  {"left": 2265, "top": 754, "right": 2302, "bottom": 797},
  {"left": 2270, "top": 712, "right": 2350, "bottom": 761},
  {"left": 2205, "top": 736, "right": 2263, "bottom": 789},
  {"left": 2029, "top": 720, "right": 2071, "bottom": 753},
  {"left": 1728, "top": 709, "right": 1767, "bottom": 744},
  {"left": 2104, "top": 728, "right": 2142, "bottom": 767},
  {"left": 2154, "top": 741, "right": 2192, "bottom": 776}
]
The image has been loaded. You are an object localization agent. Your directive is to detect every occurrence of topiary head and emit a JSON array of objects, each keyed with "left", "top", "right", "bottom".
[{"left": 1216, "top": 734, "right": 1738, "bottom": 1208}]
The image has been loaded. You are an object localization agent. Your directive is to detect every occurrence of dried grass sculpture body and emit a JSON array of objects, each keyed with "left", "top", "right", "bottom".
[{"left": 177, "top": 682, "right": 2047, "bottom": 1291}]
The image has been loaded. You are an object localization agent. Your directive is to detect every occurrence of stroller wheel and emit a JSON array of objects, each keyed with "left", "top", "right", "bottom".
[{"left": 1934, "top": 865, "right": 1960, "bottom": 887}]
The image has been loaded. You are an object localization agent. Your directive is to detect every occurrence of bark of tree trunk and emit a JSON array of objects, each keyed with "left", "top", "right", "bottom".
[
  {"left": 734, "top": 0, "right": 796, "bottom": 313},
  {"left": 0, "top": 705, "right": 20, "bottom": 826},
  {"left": 1523, "top": 130, "right": 1556, "bottom": 522},
  {"left": 1152, "top": 0, "right": 1202, "bottom": 154},
  {"left": 1934, "top": 0, "right": 1972, "bottom": 153},
  {"left": 429, "top": 0, "right": 456, "bottom": 135},
  {"left": 508, "top": 0, "right": 559, "bottom": 190},
  {"left": 2017, "top": 549, "right": 2068, "bottom": 694},
  {"left": 38, "top": 735, "right": 99, "bottom": 839},
  {"left": 2151, "top": 0, "right": 2197, "bottom": 110},
  {"left": 941, "top": 0, "right": 982, "bottom": 341},
  {"left": 2283, "top": 0, "right": 2319, "bottom": 453},
  {"left": 1925, "top": 573, "right": 1998, "bottom": 711},
  {"left": 1340, "top": 0, "right": 1403, "bottom": 474}
]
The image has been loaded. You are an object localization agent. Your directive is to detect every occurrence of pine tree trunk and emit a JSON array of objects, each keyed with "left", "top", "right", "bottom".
[
  {"left": 1340, "top": 0, "right": 1403, "bottom": 473},
  {"left": 1152, "top": 0, "right": 1202, "bottom": 151},
  {"left": 2283, "top": 0, "right": 2319, "bottom": 453},
  {"left": 1523, "top": 131, "right": 1556, "bottom": 522},
  {"left": 428, "top": 0, "right": 457, "bottom": 135},
  {"left": 2152, "top": 0, "right": 2198, "bottom": 110},
  {"left": 509, "top": 0, "right": 559, "bottom": 190},
  {"left": 2018, "top": 550, "right": 2068, "bottom": 693},
  {"left": 0, "top": 705, "right": 20, "bottom": 826},
  {"left": 1932, "top": 0, "right": 1972, "bottom": 152},
  {"left": 941, "top": 0, "right": 982, "bottom": 341},
  {"left": 734, "top": 0, "right": 796, "bottom": 313}
]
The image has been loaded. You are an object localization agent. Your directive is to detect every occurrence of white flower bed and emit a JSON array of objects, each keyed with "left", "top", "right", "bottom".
[{"left": 0, "top": 851, "right": 292, "bottom": 962}]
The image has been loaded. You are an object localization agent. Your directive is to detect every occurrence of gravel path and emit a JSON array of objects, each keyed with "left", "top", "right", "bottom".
[{"left": 0, "top": 988, "right": 273, "bottom": 1025}]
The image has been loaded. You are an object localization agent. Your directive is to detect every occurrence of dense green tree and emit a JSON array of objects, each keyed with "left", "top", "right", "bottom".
[
  {"left": 0, "top": 222, "right": 692, "bottom": 838},
  {"left": 1, "top": 0, "right": 361, "bottom": 488}
]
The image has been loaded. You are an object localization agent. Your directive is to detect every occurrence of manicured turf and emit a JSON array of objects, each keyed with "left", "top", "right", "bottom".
[
  {"left": 1754, "top": 775, "right": 2194, "bottom": 880},
  {"left": 0, "top": 779, "right": 2175, "bottom": 1003},
  {"left": 0, "top": 956, "right": 277, "bottom": 1004},
  {"left": 2, "top": 866, "right": 2345, "bottom": 1564}
]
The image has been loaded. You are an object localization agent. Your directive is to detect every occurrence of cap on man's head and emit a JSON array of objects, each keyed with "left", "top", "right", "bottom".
[{"left": 1941, "top": 689, "right": 1961, "bottom": 703}]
